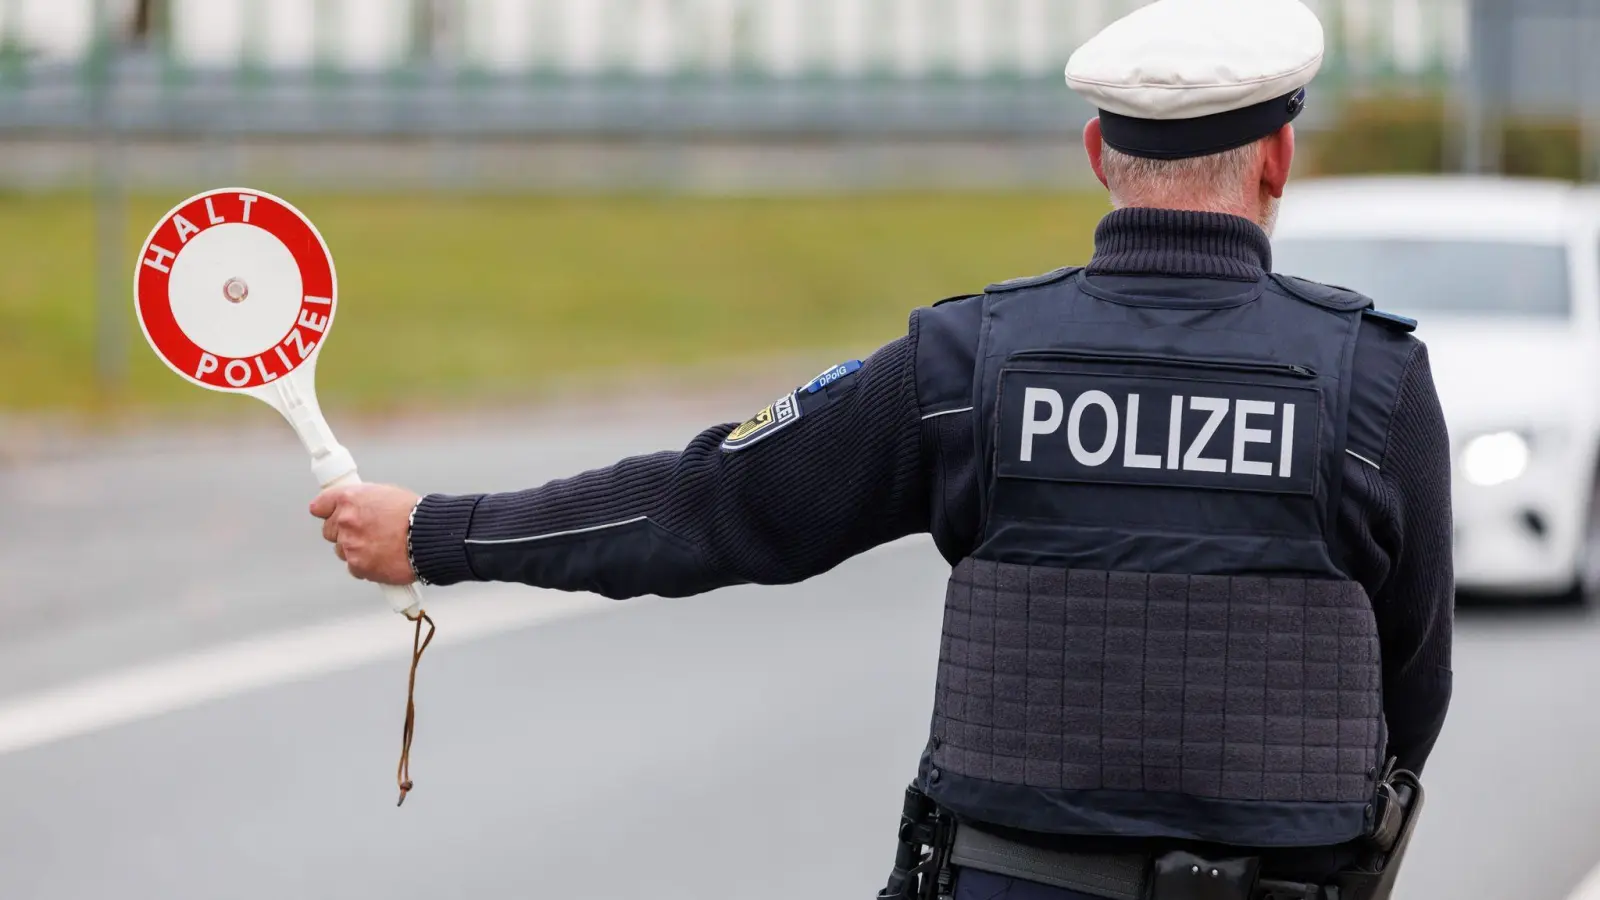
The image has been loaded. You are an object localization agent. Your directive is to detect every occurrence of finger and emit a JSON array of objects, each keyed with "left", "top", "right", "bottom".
[
  {"left": 309, "top": 487, "right": 347, "bottom": 519},
  {"left": 322, "top": 517, "right": 339, "bottom": 544},
  {"left": 334, "top": 541, "right": 347, "bottom": 562}
]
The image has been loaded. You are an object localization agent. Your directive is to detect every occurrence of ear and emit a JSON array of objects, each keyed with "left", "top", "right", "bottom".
[
  {"left": 1084, "top": 118, "right": 1110, "bottom": 190},
  {"left": 1261, "top": 124, "right": 1295, "bottom": 199}
]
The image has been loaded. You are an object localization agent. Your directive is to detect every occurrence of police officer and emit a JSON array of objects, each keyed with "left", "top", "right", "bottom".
[{"left": 311, "top": 0, "right": 1453, "bottom": 896}]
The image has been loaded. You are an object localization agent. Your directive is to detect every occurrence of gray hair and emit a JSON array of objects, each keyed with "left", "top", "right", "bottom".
[{"left": 1101, "top": 140, "right": 1265, "bottom": 219}]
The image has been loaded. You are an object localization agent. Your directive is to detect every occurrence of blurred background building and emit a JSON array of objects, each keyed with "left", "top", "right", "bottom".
[
  {"left": 1, "top": 0, "right": 1597, "bottom": 405},
  {"left": 2, "top": 0, "right": 1595, "bottom": 193}
]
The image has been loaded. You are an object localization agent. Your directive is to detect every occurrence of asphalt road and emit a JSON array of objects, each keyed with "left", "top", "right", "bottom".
[{"left": 2, "top": 405, "right": 1598, "bottom": 900}]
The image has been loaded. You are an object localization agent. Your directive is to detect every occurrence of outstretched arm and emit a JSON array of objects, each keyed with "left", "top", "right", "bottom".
[{"left": 324, "top": 335, "right": 931, "bottom": 600}]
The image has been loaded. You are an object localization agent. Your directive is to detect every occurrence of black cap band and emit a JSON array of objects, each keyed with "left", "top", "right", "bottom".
[{"left": 1099, "top": 88, "right": 1307, "bottom": 160}]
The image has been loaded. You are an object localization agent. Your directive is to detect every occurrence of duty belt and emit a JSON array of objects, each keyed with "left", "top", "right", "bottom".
[
  {"left": 948, "top": 825, "right": 1148, "bottom": 899},
  {"left": 876, "top": 768, "right": 1424, "bottom": 900},
  {"left": 948, "top": 824, "right": 1333, "bottom": 900}
]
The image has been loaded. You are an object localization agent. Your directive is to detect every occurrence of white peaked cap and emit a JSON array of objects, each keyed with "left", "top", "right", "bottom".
[{"left": 1066, "top": 0, "right": 1326, "bottom": 159}]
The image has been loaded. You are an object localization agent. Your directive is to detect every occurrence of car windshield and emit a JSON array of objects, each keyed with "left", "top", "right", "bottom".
[{"left": 1271, "top": 237, "right": 1572, "bottom": 319}]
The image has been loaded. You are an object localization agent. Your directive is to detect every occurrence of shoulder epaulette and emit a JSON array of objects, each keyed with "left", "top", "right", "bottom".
[
  {"left": 1361, "top": 308, "right": 1418, "bottom": 333},
  {"left": 932, "top": 293, "right": 982, "bottom": 308},
  {"left": 1268, "top": 273, "right": 1373, "bottom": 313},
  {"left": 985, "top": 266, "right": 1083, "bottom": 294}
]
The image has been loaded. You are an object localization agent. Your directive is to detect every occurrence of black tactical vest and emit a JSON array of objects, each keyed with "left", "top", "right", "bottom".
[{"left": 919, "top": 267, "right": 1385, "bottom": 849}]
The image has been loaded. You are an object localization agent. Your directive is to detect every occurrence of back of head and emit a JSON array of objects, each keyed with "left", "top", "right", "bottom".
[
  {"left": 1065, "top": 0, "right": 1326, "bottom": 232},
  {"left": 1099, "top": 142, "right": 1267, "bottom": 221}
]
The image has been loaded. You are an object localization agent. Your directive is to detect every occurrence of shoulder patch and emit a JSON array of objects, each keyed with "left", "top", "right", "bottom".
[
  {"left": 802, "top": 359, "right": 863, "bottom": 394},
  {"left": 722, "top": 392, "right": 802, "bottom": 452},
  {"left": 985, "top": 266, "right": 1083, "bottom": 294},
  {"left": 1362, "top": 308, "right": 1418, "bottom": 333},
  {"left": 1269, "top": 273, "right": 1373, "bottom": 312}
]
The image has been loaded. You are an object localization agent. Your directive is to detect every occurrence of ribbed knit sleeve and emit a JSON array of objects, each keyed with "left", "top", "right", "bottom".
[
  {"left": 1364, "top": 343, "right": 1455, "bottom": 774},
  {"left": 409, "top": 335, "right": 931, "bottom": 598},
  {"left": 408, "top": 492, "right": 477, "bottom": 585}
]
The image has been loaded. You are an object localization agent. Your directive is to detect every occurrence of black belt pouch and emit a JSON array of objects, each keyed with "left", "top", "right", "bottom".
[{"left": 1150, "top": 851, "right": 1261, "bottom": 900}]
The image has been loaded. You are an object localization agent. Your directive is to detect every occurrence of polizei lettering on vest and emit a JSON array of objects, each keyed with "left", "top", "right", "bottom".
[
  {"left": 1025, "top": 389, "right": 1294, "bottom": 475},
  {"left": 998, "top": 369, "right": 1320, "bottom": 495}
]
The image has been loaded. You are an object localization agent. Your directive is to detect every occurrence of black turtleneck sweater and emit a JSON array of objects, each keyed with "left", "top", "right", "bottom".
[{"left": 411, "top": 208, "right": 1453, "bottom": 781}]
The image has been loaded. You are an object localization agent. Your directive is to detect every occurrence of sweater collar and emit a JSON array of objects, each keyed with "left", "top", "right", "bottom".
[{"left": 1085, "top": 207, "right": 1273, "bottom": 282}]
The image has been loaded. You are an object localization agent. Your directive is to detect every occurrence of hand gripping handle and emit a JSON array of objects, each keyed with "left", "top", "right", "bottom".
[
  {"left": 270, "top": 376, "right": 424, "bottom": 618},
  {"left": 326, "top": 469, "right": 425, "bottom": 618}
]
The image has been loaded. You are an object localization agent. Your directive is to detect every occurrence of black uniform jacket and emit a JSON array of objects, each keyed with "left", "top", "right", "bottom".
[{"left": 411, "top": 208, "right": 1454, "bottom": 778}]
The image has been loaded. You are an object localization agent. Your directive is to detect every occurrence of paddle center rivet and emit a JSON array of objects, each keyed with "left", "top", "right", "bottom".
[{"left": 223, "top": 277, "right": 250, "bottom": 304}]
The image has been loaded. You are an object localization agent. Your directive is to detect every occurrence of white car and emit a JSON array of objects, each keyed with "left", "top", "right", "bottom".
[{"left": 1271, "top": 176, "right": 1600, "bottom": 602}]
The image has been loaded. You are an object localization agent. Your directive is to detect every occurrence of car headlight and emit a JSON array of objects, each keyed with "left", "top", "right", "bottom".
[{"left": 1461, "top": 431, "right": 1530, "bottom": 487}]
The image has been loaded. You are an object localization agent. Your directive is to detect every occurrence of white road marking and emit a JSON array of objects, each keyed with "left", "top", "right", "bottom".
[
  {"left": 0, "top": 535, "right": 936, "bottom": 759},
  {"left": 1567, "top": 861, "right": 1600, "bottom": 900},
  {"left": 0, "top": 589, "right": 612, "bottom": 757}
]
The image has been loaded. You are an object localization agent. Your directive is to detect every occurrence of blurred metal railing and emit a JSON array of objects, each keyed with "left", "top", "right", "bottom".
[
  {"left": 0, "top": 0, "right": 1475, "bottom": 396},
  {"left": 0, "top": 0, "right": 1471, "bottom": 137}
]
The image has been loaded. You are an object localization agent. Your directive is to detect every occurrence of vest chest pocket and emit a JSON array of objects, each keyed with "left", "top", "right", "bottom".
[{"left": 995, "top": 351, "right": 1324, "bottom": 496}]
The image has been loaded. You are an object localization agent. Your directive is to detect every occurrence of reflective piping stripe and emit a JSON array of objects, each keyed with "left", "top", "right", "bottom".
[
  {"left": 1346, "top": 449, "right": 1381, "bottom": 471},
  {"left": 922, "top": 406, "right": 974, "bottom": 421},
  {"left": 465, "top": 516, "right": 649, "bottom": 546}
]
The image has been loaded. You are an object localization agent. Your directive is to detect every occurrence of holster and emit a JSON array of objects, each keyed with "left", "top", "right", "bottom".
[
  {"left": 877, "top": 784, "right": 956, "bottom": 900},
  {"left": 1332, "top": 766, "right": 1426, "bottom": 900},
  {"left": 1257, "top": 765, "right": 1427, "bottom": 900}
]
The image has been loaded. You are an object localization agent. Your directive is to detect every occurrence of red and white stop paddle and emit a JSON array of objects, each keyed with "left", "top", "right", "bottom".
[{"left": 135, "top": 188, "right": 433, "bottom": 803}]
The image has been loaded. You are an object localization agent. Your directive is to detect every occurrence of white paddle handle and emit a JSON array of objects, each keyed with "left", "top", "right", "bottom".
[
  {"left": 271, "top": 376, "right": 424, "bottom": 619},
  {"left": 326, "top": 469, "right": 425, "bottom": 618}
]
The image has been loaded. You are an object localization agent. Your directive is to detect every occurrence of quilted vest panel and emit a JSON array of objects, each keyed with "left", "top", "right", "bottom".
[{"left": 920, "top": 271, "right": 1386, "bottom": 847}]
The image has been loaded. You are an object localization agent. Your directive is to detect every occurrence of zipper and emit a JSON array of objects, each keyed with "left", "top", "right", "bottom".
[{"left": 1009, "top": 348, "right": 1317, "bottom": 378}]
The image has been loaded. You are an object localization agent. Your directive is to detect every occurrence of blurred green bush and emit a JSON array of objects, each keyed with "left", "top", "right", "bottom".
[
  {"left": 4, "top": 192, "right": 1110, "bottom": 415},
  {"left": 1308, "top": 94, "right": 1456, "bottom": 175},
  {"left": 1502, "top": 119, "right": 1587, "bottom": 183},
  {"left": 1306, "top": 94, "right": 1587, "bottom": 182}
]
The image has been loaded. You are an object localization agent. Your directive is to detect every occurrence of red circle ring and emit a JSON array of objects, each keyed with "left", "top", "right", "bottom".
[{"left": 134, "top": 188, "right": 338, "bottom": 393}]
